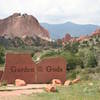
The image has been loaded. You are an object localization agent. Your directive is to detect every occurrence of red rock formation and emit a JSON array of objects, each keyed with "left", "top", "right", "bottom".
[
  {"left": 62, "top": 33, "right": 72, "bottom": 43},
  {"left": 64, "top": 80, "right": 72, "bottom": 86},
  {"left": 45, "top": 85, "right": 57, "bottom": 92},
  {"left": 70, "top": 38, "right": 77, "bottom": 42},
  {"left": 52, "top": 79, "right": 62, "bottom": 86},
  {"left": 92, "top": 28, "right": 100, "bottom": 36},
  {"left": 0, "top": 13, "right": 51, "bottom": 41},
  {"left": 76, "top": 35, "right": 89, "bottom": 42},
  {"left": 72, "top": 78, "right": 80, "bottom": 84},
  {"left": 15, "top": 79, "right": 26, "bottom": 86}
]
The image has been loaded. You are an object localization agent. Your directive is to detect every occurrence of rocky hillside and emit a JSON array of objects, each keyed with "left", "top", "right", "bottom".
[{"left": 0, "top": 13, "right": 51, "bottom": 41}]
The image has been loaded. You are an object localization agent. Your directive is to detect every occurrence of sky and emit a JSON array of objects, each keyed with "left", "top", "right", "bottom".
[{"left": 0, "top": 0, "right": 100, "bottom": 25}]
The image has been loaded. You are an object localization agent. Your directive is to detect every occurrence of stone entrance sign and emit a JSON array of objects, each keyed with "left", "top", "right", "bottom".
[
  {"left": 1, "top": 54, "right": 36, "bottom": 84},
  {"left": 36, "top": 57, "right": 66, "bottom": 83},
  {"left": 0, "top": 54, "right": 67, "bottom": 84}
]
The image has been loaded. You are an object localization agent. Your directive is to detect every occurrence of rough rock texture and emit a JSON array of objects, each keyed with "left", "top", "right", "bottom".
[
  {"left": 92, "top": 28, "right": 100, "bottom": 36},
  {"left": 72, "top": 78, "right": 80, "bottom": 84},
  {"left": 0, "top": 13, "right": 51, "bottom": 41},
  {"left": 76, "top": 35, "right": 89, "bottom": 42},
  {"left": 62, "top": 33, "right": 72, "bottom": 43},
  {"left": 64, "top": 80, "right": 72, "bottom": 86},
  {"left": 52, "top": 79, "right": 62, "bottom": 86},
  {"left": 15, "top": 79, "right": 26, "bottom": 86},
  {"left": 45, "top": 85, "right": 57, "bottom": 92}
]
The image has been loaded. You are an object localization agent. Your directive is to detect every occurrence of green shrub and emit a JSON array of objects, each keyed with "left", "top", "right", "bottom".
[
  {"left": 64, "top": 42, "right": 79, "bottom": 53},
  {"left": 1, "top": 80, "right": 7, "bottom": 86},
  {"left": 78, "top": 48, "right": 97, "bottom": 68},
  {"left": 86, "top": 52, "right": 97, "bottom": 68},
  {"left": 0, "top": 45, "right": 5, "bottom": 64},
  {"left": 60, "top": 51, "right": 82, "bottom": 70},
  {"left": 40, "top": 50, "right": 58, "bottom": 59}
]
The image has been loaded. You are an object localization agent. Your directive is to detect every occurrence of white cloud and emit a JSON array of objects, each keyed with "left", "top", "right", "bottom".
[{"left": 0, "top": 0, "right": 100, "bottom": 25}]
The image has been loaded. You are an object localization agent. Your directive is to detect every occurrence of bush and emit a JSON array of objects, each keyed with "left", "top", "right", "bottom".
[
  {"left": 31, "top": 51, "right": 35, "bottom": 57},
  {"left": 0, "top": 80, "right": 7, "bottom": 86},
  {"left": 40, "top": 50, "right": 58, "bottom": 59},
  {"left": 78, "top": 48, "right": 97, "bottom": 68},
  {"left": 60, "top": 51, "right": 81, "bottom": 70},
  {"left": 86, "top": 52, "right": 97, "bottom": 68},
  {"left": 0, "top": 45, "right": 5, "bottom": 64},
  {"left": 64, "top": 42, "right": 79, "bottom": 53}
]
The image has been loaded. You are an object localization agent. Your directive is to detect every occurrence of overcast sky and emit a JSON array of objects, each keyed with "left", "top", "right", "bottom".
[{"left": 0, "top": 0, "right": 100, "bottom": 25}]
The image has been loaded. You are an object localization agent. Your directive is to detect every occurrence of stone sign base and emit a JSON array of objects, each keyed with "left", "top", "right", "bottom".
[{"left": 0, "top": 54, "right": 67, "bottom": 84}]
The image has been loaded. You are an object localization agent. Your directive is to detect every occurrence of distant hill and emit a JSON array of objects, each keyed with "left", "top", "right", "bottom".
[{"left": 41, "top": 22, "right": 100, "bottom": 39}]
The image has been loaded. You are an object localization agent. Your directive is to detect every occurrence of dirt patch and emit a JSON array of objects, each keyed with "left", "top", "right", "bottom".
[
  {"left": 0, "top": 89, "right": 44, "bottom": 97},
  {"left": 0, "top": 84, "right": 47, "bottom": 98}
]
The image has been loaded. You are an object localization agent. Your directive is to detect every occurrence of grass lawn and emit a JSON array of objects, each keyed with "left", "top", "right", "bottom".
[{"left": 1, "top": 80, "right": 100, "bottom": 100}]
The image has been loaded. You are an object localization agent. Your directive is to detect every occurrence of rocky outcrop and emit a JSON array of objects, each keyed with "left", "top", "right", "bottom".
[
  {"left": 76, "top": 35, "right": 89, "bottom": 42},
  {"left": 72, "top": 78, "right": 80, "bottom": 84},
  {"left": 45, "top": 85, "right": 57, "bottom": 92},
  {"left": 15, "top": 79, "right": 26, "bottom": 86},
  {"left": 92, "top": 28, "right": 100, "bottom": 36},
  {"left": 62, "top": 33, "right": 72, "bottom": 43},
  {"left": 52, "top": 79, "right": 62, "bottom": 86},
  {"left": 64, "top": 80, "right": 72, "bottom": 86},
  {"left": 0, "top": 13, "right": 51, "bottom": 41}
]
